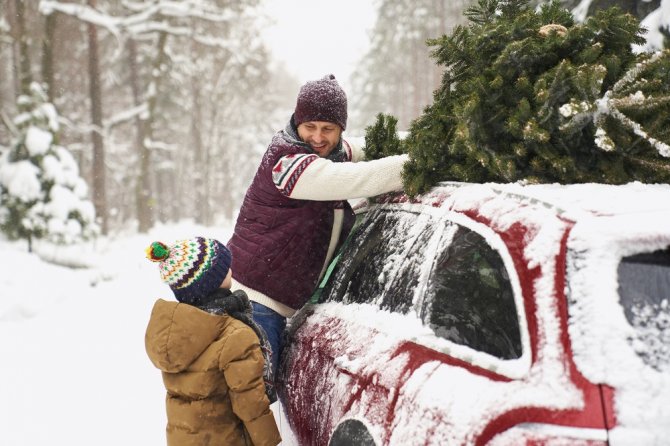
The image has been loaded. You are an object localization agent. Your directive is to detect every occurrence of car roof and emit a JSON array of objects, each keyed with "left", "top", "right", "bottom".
[
  {"left": 434, "top": 181, "right": 670, "bottom": 216},
  {"left": 368, "top": 181, "right": 670, "bottom": 249},
  {"left": 372, "top": 181, "right": 670, "bottom": 223}
]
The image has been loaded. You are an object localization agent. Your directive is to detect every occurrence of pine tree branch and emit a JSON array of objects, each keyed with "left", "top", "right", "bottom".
[
  {"left": 612, "top": 94, "right": 670, "bottom": 113},
  {"left": 607, "top": 106, "right": 670, "bottom": 157},
  {"left": 0, "top": 109, "right": 19, "bottom": 137},
  {"left": 625, "top": 154, "right": 670, "bottom": 173},
  {"left": 612, "top": 50, "right": 667, "bottom": 94}
]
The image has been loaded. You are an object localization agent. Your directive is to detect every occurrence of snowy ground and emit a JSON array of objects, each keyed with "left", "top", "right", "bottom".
[{"left": 0, "top": 220, "right": 297, "bottom": 445}]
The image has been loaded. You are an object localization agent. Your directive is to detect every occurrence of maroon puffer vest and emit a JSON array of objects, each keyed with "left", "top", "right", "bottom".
[{"left": 228, "top": 129, "right": 355, "bottom": 310}]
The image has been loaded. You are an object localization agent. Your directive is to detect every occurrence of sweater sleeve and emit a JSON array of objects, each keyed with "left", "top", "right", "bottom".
[
  {"left": 220, "top": 326, "right": 281, "bottom": 446},
  {"left": 273, "top": 153, "right": 408, "bottom": 201},
  {"left": 344, "top": 137, "right": 366, "bottom": 162}
]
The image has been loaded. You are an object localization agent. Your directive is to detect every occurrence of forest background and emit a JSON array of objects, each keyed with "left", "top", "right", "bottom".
[{"left": 1, "top": 0, "right": 668, "bottom": 240}]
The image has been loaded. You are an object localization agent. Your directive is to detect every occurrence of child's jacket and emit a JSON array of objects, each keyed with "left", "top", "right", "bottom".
[{"left": 145, "top": 298, "right": 281, "bottom": 446}]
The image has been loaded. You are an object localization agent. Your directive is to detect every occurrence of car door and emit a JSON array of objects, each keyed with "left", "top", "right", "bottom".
[{"left": 282, "top": 203, "right": 532, "bottom": 445}]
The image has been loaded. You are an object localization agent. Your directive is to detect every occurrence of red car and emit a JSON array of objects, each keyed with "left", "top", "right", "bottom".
[{"left": 278, "top": 182, "right": 670, "bottom": 446}]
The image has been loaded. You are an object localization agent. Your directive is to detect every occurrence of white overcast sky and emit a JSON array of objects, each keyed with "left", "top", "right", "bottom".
[{"left": 260, "top": 0, "right": 377, "bottom": 90}]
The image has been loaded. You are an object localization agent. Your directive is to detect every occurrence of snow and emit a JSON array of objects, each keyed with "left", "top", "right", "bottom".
[
  {"left": 440, "top": 183, "right": 670, "bottom": 443},
  {"left": 572, "top": 0, "right": 594, "bottom": 23},
  {"left": 566, "top": 209, "right": 670, "bottom": 445},
  {"left": 284, "top": 182, "right": 670, "bottom": 444},
  {"left": 0, "top": 221, "right": 297, "bottom": 446},
  {"left": 25, "top": 126, "right": 53, "bottom": 156},
  {"left": 2, "top": 181, "right": 669, "bottom": 445},
  {"left": 0, "top": 157, "right": 42, "bottom": 202},
  {"left": 634, "top": 0, "right": 670, "bottom": 52},
  {"left": 1, "top": 84, "right": 99, "bottom": 244}
]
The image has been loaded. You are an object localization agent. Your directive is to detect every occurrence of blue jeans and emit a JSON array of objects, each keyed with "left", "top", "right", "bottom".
[{"left": 251, "top": 302, "right": 287, "bottom": 379}]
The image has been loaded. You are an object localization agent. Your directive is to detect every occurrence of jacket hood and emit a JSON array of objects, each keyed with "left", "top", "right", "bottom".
[{"left": 145, "top": 299, "right": 226, "bottom": 373}]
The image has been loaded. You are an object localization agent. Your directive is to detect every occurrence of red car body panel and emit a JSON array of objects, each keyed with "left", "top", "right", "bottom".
[{"left": 279, "top": 183, "right": 670, "bottom": 445}]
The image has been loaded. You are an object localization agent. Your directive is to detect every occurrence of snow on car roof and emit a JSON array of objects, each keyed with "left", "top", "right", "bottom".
[{"left": 431, "top": 181, "right": 670, "bottom": 218}]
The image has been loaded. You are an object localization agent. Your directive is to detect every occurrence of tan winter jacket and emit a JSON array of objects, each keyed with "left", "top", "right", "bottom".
[{"left": 145, "top": 298, "right": 281, "bottom": 446}]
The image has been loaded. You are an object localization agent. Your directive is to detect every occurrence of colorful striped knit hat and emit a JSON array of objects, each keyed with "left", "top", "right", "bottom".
[{"left": 145, "top": 237, "right": 232, "bottom": 305}]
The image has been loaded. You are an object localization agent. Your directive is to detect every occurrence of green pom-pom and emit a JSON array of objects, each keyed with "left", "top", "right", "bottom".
[{"left": 146, "top": 241, "right": 170, "bottom": 262}]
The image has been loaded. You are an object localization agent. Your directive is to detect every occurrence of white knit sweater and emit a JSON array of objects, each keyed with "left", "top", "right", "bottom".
[{"left": 242, "top": 139, "right": 408, "bottom": 317}]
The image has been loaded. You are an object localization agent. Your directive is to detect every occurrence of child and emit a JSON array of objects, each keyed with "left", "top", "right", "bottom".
[{"left": 144, "top": 237, "right": 281, "bottom": 446}]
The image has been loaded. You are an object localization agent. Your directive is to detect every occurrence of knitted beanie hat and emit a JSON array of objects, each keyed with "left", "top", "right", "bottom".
[
  {"left": 146, "top": 237, "right": 232, "bottom": 305},
  {"left": 294, "top": 74, "right": 348, "bottom": 130}
]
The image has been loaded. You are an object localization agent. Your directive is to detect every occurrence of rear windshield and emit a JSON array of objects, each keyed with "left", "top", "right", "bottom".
[{"left": 618, "top": 248, "right": 670, "bottom": 372}]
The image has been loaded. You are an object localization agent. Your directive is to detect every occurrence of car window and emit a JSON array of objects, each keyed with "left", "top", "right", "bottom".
[
  {"left": 320, "top": 208, "right": 436, "bottom": 313},
  {"left": 421, "top": 226, "right": 522, "bottom": 360},
  {"left": 320, "top": 206, "right": 522, "bottom": 360},
  {"left": 618, "top": 247, "right": 670, "bottom": 371}
]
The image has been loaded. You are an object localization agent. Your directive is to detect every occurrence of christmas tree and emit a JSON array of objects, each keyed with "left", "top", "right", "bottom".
[
  {"left": 0, "top": 83, "right": 99, "bottom": 249},
  {"left": 365, "top": 0, "right": 670, "bottom": 195}
]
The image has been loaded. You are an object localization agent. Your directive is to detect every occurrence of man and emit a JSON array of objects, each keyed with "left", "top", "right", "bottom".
[{"left": 227, "top": 74, "right": 407, "bottom": 376}]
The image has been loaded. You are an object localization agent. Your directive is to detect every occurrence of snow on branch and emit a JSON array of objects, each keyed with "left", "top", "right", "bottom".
[
  {"left": 0, "top": 16, "right": 11, "bottom": 35},
  {"left": 56, "top": 115, "right": 103, "bottom": 137},
  {"left": 560, "top": 51, "right": 670, "bottom": 158},
  {"left": 39, "top": 1, "right": 123, "bottom": 40},
  {"left": 143, "top": 138, "right": 175, "bottom": 152},
  {"left": 192, "top": 35, "right": 235, "bottom": 51},
  {"left": 55, "top": 104, "right": 148, "bottom": 138},
  {"left": 121, "top": 0, "right": 235, "bottom": 23},
  {"left": 612, "top": 51, "right": 667, "bottom": 93},
  {"left": 597, "top": 51, "right": 670, "bottom": 158},
  {"left": 607, "top": 107, "right": 670, "bottom": 157},
  {"left": 125, "top": 21, "right": 191, "bottom": 37},
  {"left": 39, "top": 0, "right": 235, "bottom": 41},
  {"left": 104, "top": 103, "right": 148, "bottom": 129}
]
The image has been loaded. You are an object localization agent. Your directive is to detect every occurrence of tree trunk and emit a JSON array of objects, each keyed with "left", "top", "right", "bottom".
[
  {"left": 136, "top": 31, "right": 168, "bottom": 233},
  {"left": 412, "top": 37, "right": 421, "bottom": 122},
  {"left": 191, "top": 80, "right": 209, "bottom": 225},
  {"left": 127, "top": 38, "right": 153, "bottom": 232},
  {"left": 87, "top": 0, "right": 107, "bottom": 234},
  {"left": 13, "top": 0, "right": 31, "bottom": 96},
  {"left": 0, "top": 3, "right": 12, "bottom": 110},
  {"left": 42, "top": 12, "right": 57, "bottom": 103}
]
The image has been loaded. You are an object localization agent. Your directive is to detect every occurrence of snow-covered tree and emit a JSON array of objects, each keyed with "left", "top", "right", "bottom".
[
  {"left": 36, "top": 0, "right": 292, "bottom": 233},
  {"left": 0, "top": 83, "right": 98, "bottom": 249}
]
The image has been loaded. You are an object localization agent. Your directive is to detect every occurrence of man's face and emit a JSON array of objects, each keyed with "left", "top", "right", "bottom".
[{"left": 297, "top": 121, "right": 342, "bottom": 158}]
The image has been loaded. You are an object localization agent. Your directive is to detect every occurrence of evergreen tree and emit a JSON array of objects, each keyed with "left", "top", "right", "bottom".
[
  {"left": 0, "top": 83, "right": 98, "bottom": 249},
  {"left": 364, "top": 113, "right": 405, "bottom": 160},
  {"left": 366, "top": 0, "right": 670, "bottom": 195}
]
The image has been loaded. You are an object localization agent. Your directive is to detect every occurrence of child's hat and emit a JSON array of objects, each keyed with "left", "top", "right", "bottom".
[{"left": 146, "top": 237, "right": 231, "bottom": 305}]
